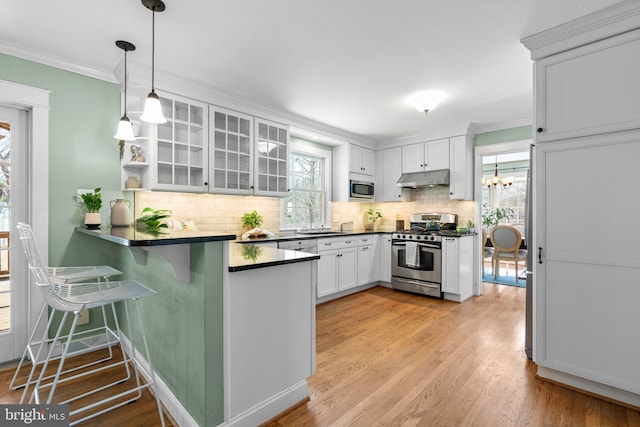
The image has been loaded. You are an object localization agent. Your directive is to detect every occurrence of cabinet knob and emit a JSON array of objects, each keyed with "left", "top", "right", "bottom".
[
  {"left": 204, "top": 182, "right": 208, "bottom": 186},
  {"left": 537, "top": 127, "right": 544, "bottom": 133},
  {"left": 250, "top": 185, "right": 254, "bottom": 189}
]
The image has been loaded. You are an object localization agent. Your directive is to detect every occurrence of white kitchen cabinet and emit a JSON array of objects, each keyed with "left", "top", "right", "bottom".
[
  {"left": 448, "top": 134, "right": 473, "bottom": 200},
  {"left": 402, "top": 138, "right": 449, "bottom": 173},
  {"left": 356, "top": 235, "right": 374, "bottom": 286},
  {"left": 150, "top": 92, "right": 208, "bottom": 192},
  {"left": 532, "top": 29, "right": 640, "bottom": 143},
  {"left": 349, "top": 145, "right": 375, "bottom": 176},
  {"left": 317, "top": 236, "right": 357, "bottom": 298},
  {"left": 441, "top": 236, "right": 473, "bottom": 302},
  {"left": 210, "top": 106, "right": 254, "bottom": 194},
  {"left": 375, "top": 147, "right": 403, "bottom": 202},
  {"left": 254, "top": 118, "right": 290, "bottom": 196},
  {"left": 378, "top": 234, "right": 392, "bottom": 283},
  {"left": 522, "top": 3, "right": 640, "bottom": 407}
]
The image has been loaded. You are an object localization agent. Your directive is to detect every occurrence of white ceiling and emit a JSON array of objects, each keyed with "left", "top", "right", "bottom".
[{"left": 0, "top": 0, "right": 623, "bottom": 143}]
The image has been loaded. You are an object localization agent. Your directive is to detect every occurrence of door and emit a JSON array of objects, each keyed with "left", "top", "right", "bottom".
[
  {"left": 424, "top": 138, "right": 449, "bottom": 171},
  {"left": 337, "top": 248, "right": 357, "bottom": 291},
  {"left": 0, "top": 106, "right": 28, "bottom": 362},
  {"left": 317, "top": 250, "right": 339, "bottom": 297}
]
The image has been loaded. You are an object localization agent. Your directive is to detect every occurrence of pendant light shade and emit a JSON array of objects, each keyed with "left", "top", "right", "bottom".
[
  {"left": 114, "top": 40, "right": 137, "bottom": 141},
  {"left": 140, "top": 0, "right": 167, "bottom": 124}
]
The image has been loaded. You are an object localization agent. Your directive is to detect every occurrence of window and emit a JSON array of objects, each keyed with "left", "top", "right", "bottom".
[
  {"left": 282, "top": 139, "right": 331, "bottom": 229},
  {"left": 481, "top": 152, "right": 529, "bottom": 224}
]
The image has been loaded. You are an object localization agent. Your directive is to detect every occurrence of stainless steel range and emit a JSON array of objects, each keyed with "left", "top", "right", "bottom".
[{"left": 391, "top": 213, "right": 457, "bottom": 298}]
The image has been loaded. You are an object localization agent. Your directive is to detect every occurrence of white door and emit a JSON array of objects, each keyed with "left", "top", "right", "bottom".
[{"left": 0, "top": 106, "right": 28, "bottom": 362}]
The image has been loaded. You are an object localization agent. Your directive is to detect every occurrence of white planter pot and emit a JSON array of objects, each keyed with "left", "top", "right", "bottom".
[{"left": 84, "top": 212, "right": 101, "bottom": 229}]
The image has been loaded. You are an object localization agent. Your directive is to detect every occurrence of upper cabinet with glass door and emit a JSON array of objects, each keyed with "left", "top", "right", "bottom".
[
  {"left": 152, "top": 92, "right": 208, "bottom": 192},
  {"left": 209, "top": 107, "right": 254, "bottom": 195},
  {"left": 254, "top": 118, "right": 289, "bottom": 197}
]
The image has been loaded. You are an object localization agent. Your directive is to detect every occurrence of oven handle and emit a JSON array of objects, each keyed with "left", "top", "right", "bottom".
[
  {"left": 392, "top": 241, "right": 441, "bottom": 250},
  {"left": 392, "top": 277, "right": 439, "bottom": 289}
]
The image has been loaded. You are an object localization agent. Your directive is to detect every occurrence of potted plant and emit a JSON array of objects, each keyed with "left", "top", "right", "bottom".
[
  {"left": 365, "top": 208, "right": 383, "bottom": 231},
  {"left": 81, "top": 188, "right": 102, "bottom": 229},
  {"left": 136, "top": 207, "right": 171, "bottom": 229},
  {"left": 241, "top": 210, "right": 264, "bottom": 231},
  {"left": 466, "top": 219, "right": 475, "bottom": 233}
]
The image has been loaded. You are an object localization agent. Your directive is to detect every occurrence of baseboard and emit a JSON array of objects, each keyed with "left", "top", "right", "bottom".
[
  {"left": 218, "top": 380, "right": 309, "bottom": 427},
  {"left": 119, "top": 334, "right": 199, "bottom": 427},
  {"left": 537, "top": 366, "right": 640, "bottom": 410}
]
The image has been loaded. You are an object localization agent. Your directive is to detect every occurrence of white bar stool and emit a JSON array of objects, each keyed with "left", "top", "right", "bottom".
[{"left": 15, "top": 222, "right": 165, "bottom": 426}]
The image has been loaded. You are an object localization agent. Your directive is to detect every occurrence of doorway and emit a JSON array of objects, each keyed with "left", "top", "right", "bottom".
[{"left": 0, "top": 80, "right": 50, "bottom": 364}]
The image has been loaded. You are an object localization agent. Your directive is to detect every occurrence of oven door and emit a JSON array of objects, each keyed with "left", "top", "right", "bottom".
[{"left": 391, "top": 241, "right": 442, "bottom": 283}]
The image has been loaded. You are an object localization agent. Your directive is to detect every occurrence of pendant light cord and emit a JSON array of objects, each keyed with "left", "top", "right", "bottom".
[
  {"left": 151, "top": 7, "right": 155, "bottom": 91},
  {"left": 124, "top": 48, "right": 128, "bottom": 114}
]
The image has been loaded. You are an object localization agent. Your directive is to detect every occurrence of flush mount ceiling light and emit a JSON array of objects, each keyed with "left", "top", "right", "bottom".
[
  {"left": 482, "top": 157, "right": 514, "bottom": 190},
  {"left": 140, "top": 0, "right": 167, "bottom": 124},
  {"left": 411, "top": 90, "right": 446, "bottom": 116},
  {"left": 114, "top": 40, "right": 137, "bottom": 141}
]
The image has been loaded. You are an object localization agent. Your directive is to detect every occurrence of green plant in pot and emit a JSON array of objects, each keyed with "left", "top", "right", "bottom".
[
  {"left": 81, "top": 188, "right": 102, "bottom": 229},
  {"left": 366, "top": 208, "right": 383, "bottom": 230},
  {"left": 136, "top": 207, "right": 171, "bottom": 235},
  {"left": 241, "top": 210, "right": 264, "bottom": 230}
]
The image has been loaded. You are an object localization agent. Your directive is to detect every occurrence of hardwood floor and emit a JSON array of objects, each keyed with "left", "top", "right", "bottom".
[
  {"left": 0, "top": 346, "right": 173, "bottom": 426},
  {"left": 267, "top": 284, "right": 640, "bottom": 427}
]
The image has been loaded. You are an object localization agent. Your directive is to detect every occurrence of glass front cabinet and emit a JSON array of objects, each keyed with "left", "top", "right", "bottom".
[
  {"left": 122, "top": 92, "right": 290, "bottom": 196},
  {"left": 152, "top": 92, "right": 209, "bottom": 192}
]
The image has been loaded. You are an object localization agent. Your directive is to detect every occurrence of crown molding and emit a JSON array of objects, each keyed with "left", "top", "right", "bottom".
[
  {"left": 470, "top": 118, "right": 532, "bottom": 134},
  {"left": 0, "top": 41, "right": 116, "bottom": 83},
  {"left": 375, "top": 122, "right": 475, "bottom": 149},
  {"left": 521, "top": 0, "right": 640, "bottom": 60}
]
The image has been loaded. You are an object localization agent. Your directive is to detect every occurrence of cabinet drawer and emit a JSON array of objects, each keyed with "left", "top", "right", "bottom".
[
  {"left": 317, "top": 236, "right": 356, "bottom": 251},
  {"left": 357, "top": 234, "right": 373, "bottom": 246}
]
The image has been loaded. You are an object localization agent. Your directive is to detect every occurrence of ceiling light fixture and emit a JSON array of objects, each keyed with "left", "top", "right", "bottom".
[
  {"left": 114, "top": 40, "right": 137, "bottom": 141},
  {"left": 482, "top": 158, "right": 514, "bottom": 190},
  {"left": 140, "top": 0, "right": 167, "bottom": 124},
  {"left": 411, "top": 90, "right": 446, "bottom": 115}
]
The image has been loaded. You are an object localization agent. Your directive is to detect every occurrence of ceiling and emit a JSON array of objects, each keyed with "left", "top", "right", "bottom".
[{"left": 0, "top": 0, "right": 623, "bottom": 143}]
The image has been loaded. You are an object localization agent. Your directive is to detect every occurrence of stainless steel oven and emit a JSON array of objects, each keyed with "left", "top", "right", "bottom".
[{"left": 391, "top": 237, "right": 442, "bottom": 299}]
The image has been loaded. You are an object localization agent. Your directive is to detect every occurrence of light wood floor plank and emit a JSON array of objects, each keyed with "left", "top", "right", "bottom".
[{"left": 266, "top": 284, "right": 640, "bottom": 427}]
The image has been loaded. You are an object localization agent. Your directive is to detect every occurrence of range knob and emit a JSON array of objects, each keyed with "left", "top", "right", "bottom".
[
  {"left": 430, "top": 236, "right": 435, "bottom": 241},
  {"left": 408, "top": 235, "right": 413, "bottom": 239},
  {"left": 415, "top": 235, "right": 421, "bottom": 240}
]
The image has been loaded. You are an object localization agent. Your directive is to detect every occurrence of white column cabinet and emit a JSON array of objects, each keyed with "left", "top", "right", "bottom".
[
  {"left": 448, "top": 134, "right": 473, "bottom": 200},
  {"left": 522, "top": 3, "right": 640, "bottom": 406},
  {"left": 375, "top": 147, "right": 403, "bottom": 202},
  {"left": 402, "top": 138, "right": 449, "bottom": 173},
  {"left": 356, "top": 235, "right": 374, "bottom": 286},
  {"left": 441, "top": 237, "right": 473, "bottom": 302},
  {"left": 317, "top": 237, "right": 357, "bottom": 298}
]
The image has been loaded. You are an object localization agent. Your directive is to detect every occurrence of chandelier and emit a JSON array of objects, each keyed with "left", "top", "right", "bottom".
[{"left": 482, "top": 162, "right": 514, "bottom": 190}]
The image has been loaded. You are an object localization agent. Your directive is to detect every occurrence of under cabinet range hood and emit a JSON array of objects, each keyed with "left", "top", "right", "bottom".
[{"left": 396, "top": 169, "right": 450, "bottom": 188}]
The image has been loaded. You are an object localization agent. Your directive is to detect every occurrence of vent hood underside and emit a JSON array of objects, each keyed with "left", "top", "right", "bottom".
[{"left": 396, "top": 169, "right": 450, "bottom": 188}]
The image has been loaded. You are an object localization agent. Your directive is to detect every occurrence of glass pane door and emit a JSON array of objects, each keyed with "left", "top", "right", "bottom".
[{"left": 0, "top": 119, "right": 9, "bottom": 335}]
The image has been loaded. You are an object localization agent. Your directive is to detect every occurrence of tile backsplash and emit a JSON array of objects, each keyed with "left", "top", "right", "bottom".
[{"left": 135, "top": 186, "right": 475, "bottom": 237}]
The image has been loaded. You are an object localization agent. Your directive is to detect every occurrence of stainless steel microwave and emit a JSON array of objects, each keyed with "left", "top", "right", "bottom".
[{"left": 350, "top": 180, "right": 374, "bottom": 201}]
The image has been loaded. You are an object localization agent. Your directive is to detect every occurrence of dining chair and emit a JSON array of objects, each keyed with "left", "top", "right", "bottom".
[
  {"left": 482, "top": 229, "right": 495, "bottom": 275},
  {"left": 490, "top": 225, "right": 526, "bottom": 282},
  {"left": 15, "top": 222, "right": 165, "bottom": 426}
]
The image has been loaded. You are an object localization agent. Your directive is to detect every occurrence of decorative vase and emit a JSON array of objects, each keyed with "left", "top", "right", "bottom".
[
  {"left": 125, "top": 176, "right": 141, "bottom": 189},
  {"left": 84, "top": 212, "right": 101, "bottom": 229},
  {"left": 110, "top": 199, "right": 132, "bottom": 226}
]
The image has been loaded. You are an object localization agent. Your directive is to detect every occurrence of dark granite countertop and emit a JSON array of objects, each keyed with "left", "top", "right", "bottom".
[
  {"left": 228, "top": 243, "right": 320, "bottom": 272},
  {"left": 76, "top": 226, "right": 237, "bottom": 247},
  {"left": 235, "top": 229, "right": 395, "bottom": 244}
]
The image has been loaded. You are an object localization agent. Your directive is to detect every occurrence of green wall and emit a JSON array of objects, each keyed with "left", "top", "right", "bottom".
[
  {"left": 0, "top": 53, "right": 221, "bottom": 426},
  {"left": 474, "top": 125, "right": 532, "bottom": 146}
]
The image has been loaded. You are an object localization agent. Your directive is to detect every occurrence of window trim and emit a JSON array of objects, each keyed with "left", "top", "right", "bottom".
[{"left": 281, "top": 140, "right": 332, "bottom": 231}]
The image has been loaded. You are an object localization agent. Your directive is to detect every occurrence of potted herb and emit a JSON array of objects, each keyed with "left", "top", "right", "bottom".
[
  {"left": 241, "top": 210, "right": 264, "bottom": 231},
  {"left": 366, "top": 208, "right": 383, "bottom": 231},
  {"left": 466, "top": 220, "right": 475, "bottom": 233},
  {"left": 81, "top": 188, "right": 102, "bottom": 229}
]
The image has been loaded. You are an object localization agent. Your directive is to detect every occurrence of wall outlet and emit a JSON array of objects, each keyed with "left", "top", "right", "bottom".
[{"left": 77, "top": 309, "right": 89, "bottom": 326}]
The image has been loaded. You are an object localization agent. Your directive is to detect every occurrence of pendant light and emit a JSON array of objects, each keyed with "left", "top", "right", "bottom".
[
  {"left": 140, "top": 0, "right": 166, "bottom": 124},
  {"left": 114, "top": 40, "right": 137, "bottom": 141}
]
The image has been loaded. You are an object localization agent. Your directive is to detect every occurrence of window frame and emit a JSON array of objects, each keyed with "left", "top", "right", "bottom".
[{"left": 281, "top": 139, "right": 332, "bottom": 231}]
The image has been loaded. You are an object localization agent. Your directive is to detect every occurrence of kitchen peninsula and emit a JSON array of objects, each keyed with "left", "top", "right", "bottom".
[{"left": 75, "top": 227, "right": 319, "bottom": 426}]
